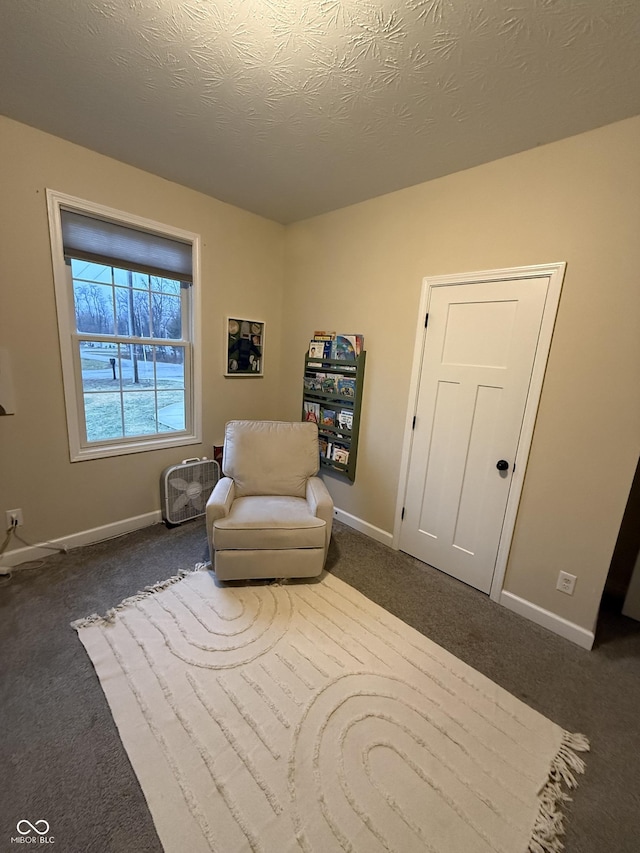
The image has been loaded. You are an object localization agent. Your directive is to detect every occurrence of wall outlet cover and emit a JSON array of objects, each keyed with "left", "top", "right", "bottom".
[{"left": 557, "top": 570, "right": 577, "bottom": 595}]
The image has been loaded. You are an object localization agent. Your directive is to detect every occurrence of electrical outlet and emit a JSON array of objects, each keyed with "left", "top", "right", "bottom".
[
  {"left": 5, "top": 508, "right": 23, "bottom": 528},
  {"left": 556, "top": 570, "right": 577, "bottom": 595}
]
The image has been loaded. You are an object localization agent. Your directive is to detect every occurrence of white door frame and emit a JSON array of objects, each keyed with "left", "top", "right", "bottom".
[{"left": 392, "top": 263, "right": 566, "bottom": 601}]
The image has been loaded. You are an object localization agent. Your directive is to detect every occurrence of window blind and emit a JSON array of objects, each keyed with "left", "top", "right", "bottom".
[{"left": 60, "top": 209, "right": 192, "bottom": 283}]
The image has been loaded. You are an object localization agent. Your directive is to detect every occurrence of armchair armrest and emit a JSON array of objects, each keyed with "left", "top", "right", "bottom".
[
  {"left": 206, "top": 477, "right": 235, "bottom": 563},
  {"left": 306, "top": 476, "right": 333, "bottom": 556},
  {"left": 206, "top": 477, "right": 235, "bottom": 523}
]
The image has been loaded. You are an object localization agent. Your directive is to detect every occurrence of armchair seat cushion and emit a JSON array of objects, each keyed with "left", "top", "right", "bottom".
[{"left": 213, "top": 495, "right": 326, "bottom": 551}]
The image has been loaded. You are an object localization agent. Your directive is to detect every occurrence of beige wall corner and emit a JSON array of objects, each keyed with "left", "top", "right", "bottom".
[
  {"left": 281, "top": 115, "right": 640, "bottom": 636},
  {"left": 0, "top": 116, "right": 285, "bottom": 554}
]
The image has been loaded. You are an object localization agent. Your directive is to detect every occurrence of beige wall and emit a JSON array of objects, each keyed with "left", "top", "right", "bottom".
[
  {"left": 282, "top": 116, "right": 640, "bottom": 633},
  {"left": 2, "top": 113, "right": 639, "bottom": 637},
  {"left": 0, "top": 116, "right": 284, "bottom": 547}
]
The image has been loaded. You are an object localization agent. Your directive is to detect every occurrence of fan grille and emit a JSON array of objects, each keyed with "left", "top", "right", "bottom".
[{"left": 161, "top": 459, "right": 219, "bottom": 524}]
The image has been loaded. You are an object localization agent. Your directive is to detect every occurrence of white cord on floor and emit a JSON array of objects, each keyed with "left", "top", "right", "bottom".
[
  {"left": 0, "top": 522, "right": 68, "bottom": 579},
  {"left": 0, "top": 525, "right": 16, "bottom": 579}
]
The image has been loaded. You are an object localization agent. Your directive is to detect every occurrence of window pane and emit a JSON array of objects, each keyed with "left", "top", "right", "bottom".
[
  {"left": 118, "top": 344, "right": 135, "bottom": 387},
  {"left": 113, "top": 267, "right": 129, "bottom": 287},
  {"left": 132, "top": 289, "right": 151, "bottom": 337},
  {"left": 119, "top": 343, "right": 155, "bottom": 388},
  {"left": 157, "top": 390, "right": 185, "bottom": 432},
  {"left": 113, "top": 286, "right": 153, "bottom": 337},
  {"left": 84, "top": 392, "right": 124, "bottom": 442},
  {"left": 80, "top": 341, "right": 119, "bottom": 391},
  {"left": 123, "top": 391, "right": 157, "bottom": 437},
  {"left": 151, "top": 293, "right": 182, "bottom": 339},
  {"left": 157, "top": 345, "right": 185, "bottom": 388},
  {"left": 73, "top": 281, "right": 115, "bottom": 334},
  {"left": 150, "top": 276, "right": 182, "bottom": 295},
  {"left": 132, "top": 271, "right": 150, "bottom": 290},
  {"left": 114, "top": 286, "right": 132, "bottom": 336},
  {"left": 71, "top": 259, "right": 111, "bottom": 283}
]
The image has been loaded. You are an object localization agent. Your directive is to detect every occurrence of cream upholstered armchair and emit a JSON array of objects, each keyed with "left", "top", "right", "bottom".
[{"left": 206, "top": 420, "right": 333, "bottom": 580}]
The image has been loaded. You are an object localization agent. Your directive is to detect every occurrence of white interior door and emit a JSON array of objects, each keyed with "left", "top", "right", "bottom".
[{"left": 399, "top": 275, "right": 552, "bottom": 593}]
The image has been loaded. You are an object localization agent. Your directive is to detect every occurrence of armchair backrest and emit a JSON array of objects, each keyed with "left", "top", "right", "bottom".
[{"left": 223, "top": 420, "right": 320, "bottom": 498}]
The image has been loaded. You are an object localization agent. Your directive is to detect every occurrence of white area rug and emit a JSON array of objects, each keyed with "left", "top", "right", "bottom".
[{"left": 73, "top": 568, "right": 588, "bottom": 853}]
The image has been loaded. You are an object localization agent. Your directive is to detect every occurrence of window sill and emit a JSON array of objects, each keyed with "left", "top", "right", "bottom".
[{"left": 70, "top": 431, "right": 201, "bottom": 462}]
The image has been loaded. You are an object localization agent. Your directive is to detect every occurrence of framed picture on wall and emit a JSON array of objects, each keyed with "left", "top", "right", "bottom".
[{"left": 225, "top": 318, "right": 265, "bottom": 376}]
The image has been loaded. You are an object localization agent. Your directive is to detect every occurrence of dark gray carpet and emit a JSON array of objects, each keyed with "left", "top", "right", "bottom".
[{"left": 1, "top": 519, "right": 639, "bottom": 852}]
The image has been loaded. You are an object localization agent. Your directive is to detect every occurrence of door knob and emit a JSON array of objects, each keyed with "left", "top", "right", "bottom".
[{"left": 496, "top": 460, "right": 509, "bottom": 471}]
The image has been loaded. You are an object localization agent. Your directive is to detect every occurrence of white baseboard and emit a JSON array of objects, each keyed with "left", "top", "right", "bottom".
[
  {"left": 0, "top": 510, "right": 162, "bottom": 570},
  {"left": 500, "top": 590, "right": 595, "bottom": 650},
  {"left": 333, "top": 507, "right": 394, "bottom": 547}
]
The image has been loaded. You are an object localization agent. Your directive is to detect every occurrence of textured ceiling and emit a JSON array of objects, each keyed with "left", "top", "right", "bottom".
[{"left": 1, "top": 0, "right": 639, "bottom": 223}]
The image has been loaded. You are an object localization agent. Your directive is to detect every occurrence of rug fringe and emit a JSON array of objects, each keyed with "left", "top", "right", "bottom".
[
  {"left": 71, "top": 564, "right": 209, "bottom": 630},
  {"left": 528, "top": 730, "right": 590, "bottom": 853}
]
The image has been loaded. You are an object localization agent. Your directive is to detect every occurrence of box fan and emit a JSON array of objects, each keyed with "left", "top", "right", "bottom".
[{"left": 161, "top": 457, "right": 220, "bottom": 526}]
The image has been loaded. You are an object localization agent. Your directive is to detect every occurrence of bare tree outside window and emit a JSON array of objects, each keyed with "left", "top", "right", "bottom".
[{"left": 71, "top": 260, "right": 187, "bottom": 442}]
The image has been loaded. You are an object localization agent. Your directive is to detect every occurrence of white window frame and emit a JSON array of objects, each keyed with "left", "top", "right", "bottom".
[{"left": 47, "top": 190, "right": 202, "bottom": 462}]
